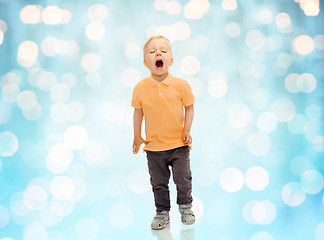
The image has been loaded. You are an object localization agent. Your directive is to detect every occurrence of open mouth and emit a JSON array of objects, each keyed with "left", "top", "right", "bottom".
[{"left": 155, "top": 60, "right": 163, "bottom": 68}]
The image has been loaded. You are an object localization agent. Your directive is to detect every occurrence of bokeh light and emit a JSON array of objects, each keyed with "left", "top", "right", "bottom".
[{"left": 0, "top": 1, "right": 323, "bottom": 239}]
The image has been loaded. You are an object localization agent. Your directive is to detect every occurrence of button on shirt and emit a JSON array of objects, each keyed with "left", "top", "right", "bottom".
[{"left": 131, "top": 73, "right": 196, "bottom": 151}]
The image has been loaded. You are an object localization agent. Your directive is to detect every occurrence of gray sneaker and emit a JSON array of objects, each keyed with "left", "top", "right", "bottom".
[
  {"left": 151, "top": 210, "right": 170, "bottom": 230},
  {"left": 179, "top": 204, "right": 195, "bottom": 225}
]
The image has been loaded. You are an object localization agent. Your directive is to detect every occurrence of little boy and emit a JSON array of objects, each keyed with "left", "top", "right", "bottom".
[{"left": 131, "top": 35, "right": 195, "bottom": 230}]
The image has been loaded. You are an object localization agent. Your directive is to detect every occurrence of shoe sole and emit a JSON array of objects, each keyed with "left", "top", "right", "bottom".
[
  {"left": 182, "top": 219, "right": 195, "bottom": 225},
  {"left": 151, "top": 220, "right": 170, "bottom": 230}
]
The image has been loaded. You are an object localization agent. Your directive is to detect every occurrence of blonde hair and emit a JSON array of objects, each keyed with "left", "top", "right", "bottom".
[{"left": 143, "top": 35, "right": 171, "bottom": 54}]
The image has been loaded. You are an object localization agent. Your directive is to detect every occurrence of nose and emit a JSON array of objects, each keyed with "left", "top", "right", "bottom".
[{"left": 156, "top": 50, "right": 161, "bottom": 56}]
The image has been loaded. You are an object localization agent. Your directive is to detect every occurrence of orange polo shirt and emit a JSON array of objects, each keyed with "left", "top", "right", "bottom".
[{"left": 131, "top": 73, "right": 195, "bottom": 151}]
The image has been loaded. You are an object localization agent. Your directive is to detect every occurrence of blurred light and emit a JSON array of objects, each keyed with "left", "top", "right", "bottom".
[
  {"left": 24, "top": 225, "right": 48, "bottom": 240},
  {"left": 225, "top": 22, "right": 241, "bottom": 38},
  {"left": 245, "top": 167, "right": 269, "bottom": 191},
  {"left": 208, "top": 77, "right": 228, "bottom": 98},
  {"left": 247, "top": 132, "right": 271, "bottom": 156},
  {"left": 252, "top": 201, "right": 276, "bottom": 225},
  {"left": 303, "top": 119, "right": 322, "bottom": 144},
  {"left": 173, "top": 22, "right": 191, "bottom": 41},
  {"left": 109, "top": 204, "right": 133, "bottom": 229},
  {"left": 275, "top": 13, "right": 292, "bottom": 32},
  {"left": 194, "top": 162, "right": 218, "bottom": 186},
  {"left": 60, "top": 9, "right": 72, "bottom": 24},
  {"left": 302, "top": 1, "right": 320, "bottom": 16},
  {"left": 41, "top": 37, "right": 60, "bottom": 56},
  {"left": 293, "top": 35, "right": 314, "bottom": 55},
  {"left": 42, "top": 6, "right": 62, "bottom": 25},
  {"left": 104, "top": 173, "right": 127, "bottom": 197},
  {"left": 85, "top": 21, "right": 105, "bottom": 41},
  {"left": 67, "top": 101, "right": 84, "bottom": 121},
  {"left": 287, "top": 114, "right": 307, "bottom": 134},
  {"left": 86, "top": 72, "right": 102, "bottom": 86},
  {"left": 50, "top": 103, "right": 69, "bottom": 123},
  {"left": 88, "top": 4, "right": 109, "bottom": 21},
  {"left": 50, "top": 83, "right": 70, "bottom": 103},
  {"left": 23, "top": 102, "right": 42, "bottom": 121},
  {"left": 192, "top": 196, "right": 204, "bottom": 220},
  {"left": 180, "top": 56, "right": 200, "bottom": 76},
  {"left": 184, "top": 0, "right": 210, "bottom": 19},
  {"left": 81, "top": 53, "right": 102, "bottom": 72},
  {"left": 155, "top": 0, "right": 168, "bottom": 11},
  {"left": 50, "top": 176, "right": 74, "bottom": 200},
  {"left": 70, "top": 178, "right": 86, "bottom": 201},
  {"left": 0, "top": 19, "right": 8, "bottom": 33},
  {"left": 0, "top": 131, "right": 18, "bottom": 157},
  {"left": 272, "top": 98, "right": 296, "bottom": 122},
  {"left": 282, "top": 182, "right": 305, "bottom": 206},
  {"left": 316, "top": 222, "right": 324, "bottom": 240},
  {"left": 0, "top": 100, "right": 12, "bottom": 124},
  {"left": 242, "top": 200, "right": 258, "bottom": 224},
  {"left": 38, "top": 71, "right": 57, "bottom": 91},
  {"left": 246, "top": 30, "right": 266, "bottom": 50},
  {"left": 121, "top": 68, "right": 141, "bottom": 87},
  {"left": 0, "top": 30, "right": 3, "bottom": 45},
  {"left": 298, "top": 73, "right": 316, "bottom": 93},
  {"left": 285, "top": 73, "right": 299, "bottom": 93},
  {"left": 301, "top": 170, "right": 324, "bottom": 194},
  {"left": 49, "top": 199, "right": 74, "bottom": 217},
  {"left": 80, "top": 138, "right": 111, "bottom": 165},
  {"left": 20, "top": 5, "right": 42, "bottom": 24},
  {"left": 125, "top": 42, "right": 140, "bottom": 59},
  {"left": 257, "top": 112, "right": 277, "bottom": 133},
  {"left": 277, "top": 52, "right": 292, "bottom": 68},
  {"left": 251, "top": 232, "right": 274, "bottom": 240},
  {"left": 39, "top": 204, "right": 63, "bottom": 226},
  {"left": 127, "top": 169, "right": 150, "bottom": 194},
  {"left": 1, "top": 82, "right": 20, "bottom": 103},
  {"left": 222, "top": 0, "right": 237, "bottom": 10},
  {"left": 0, "top": 205, "right": 10, "bottom": 228},
  {"left": 46, "top": 143, "right": 73, "bottom": 174},
  {"left": 155, "top": 25, "right": 175, "bottom": 42},
  {"left": 17, "top": 90, "right": 37, "bottom": 111},
  {"left": 227, "top": 103, "right": 252, "bottom": 128},
  {"left": 76, "top": 218, "right": 100, "bottom": 240},
  {"left": 305, "top": 104, "right": 321, "bottom": 119},
  {"left": 17, "top": 41, "right": 39, "bottom": 67},
  {"left": 290, "top": 156, "right": 313, "bottom": 176},
  {"left": 314, "top": 35, "right": 324, "bottom": 49},
  {"left": 167, "top": 1, "right": 182, "bottom": 15},
  {"left": 64, "top": 125, "right": 88, "bottom": 150},
  {"left": 23, "top": 185, "right": 47, "bottom": 210},
  {"left": 220, "top": 167, "right": 244, "bottom": 192},
  {"left": 62, "top": 72, "right": 78, "bottom": 88},
  {"left": 257, "top": 8, "right": 273, "bottom": 24}
]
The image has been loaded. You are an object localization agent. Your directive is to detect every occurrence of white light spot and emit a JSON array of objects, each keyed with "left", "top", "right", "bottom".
[
  {"left": 272, "top": 98, "right": 296, "bottom": 122},
  {"left": 42, "top": 6, "right": 62, "bottom": 25},
  {"left": 50, "top": 176, "right": 74, "bottom": 201},
  {"left": 192, "top": 196, "right": 204, "bottom": 220},
  {"left": 282, "top": 182, "right": 305, "bottom": 207},
  {"left": 23, "top": 185, "right": 47, "bottom": 210},
  {"left": 287, "top": 114, "right": 307, "bottom": 135},
  {"left": 20, "top": 5, "right": 42, "bottom": 24},
  {"left": 121, "top": 68, "right": 141, "bottom": 87},
  {"left": 257, "top": 112, "right": 277, "bottom": 133},
  {"left": 17, "top": 90, "right": 37, "bottom": 111},
  {"left": 301, "top": 170, "right": 324, "bottom": 194},
  {"left": 81, "top": 53, "right": 102, "bottom": 72},
  {"left": 67, "top": 101, "right": 84, "bottom": 122},
  {"left": 275, "top": 13, "right": 291, "bottom": 32},
  {"left": 293, "top": 35, "right": 314, "bottom": 55},
  {"left": 50, "top": 103, "right": 69, "bottom": 123},
  {"left": 220, "top": 167, "right": 244, "bottom": 192},
  {"left": 257, "top": 8, "right": 273, "bottom": 24},
  {"left": 305, "top": 104, "right": 321, "bottom": 120},
  {"left": 251, "top": 232, "right": 274, "bottom": 240},
  {"left": 0, "top": 131, "right": 18, "bottom": 157},
  {"left": 225, "top": 22, "right": 241, "bottom": 38},
  {"left": 50, "top": 83, "right": 70, "bottom": 103},
  {"left": 284, "top": 73, "right": 300, "bottom": 93},
  {"left": 252, "top": 201, "right": 276, "bottom": 225},
  {"left": 62, "top": 72, "right": 77, "bottom": 88},
  {"left": 184, "top": 0, "right": 210, "bottom": 19},
  {"left": 108, "top": 204, "right": 133, "bottom": 229},
  {"left": 245, "top": 167, "right": 269, "bottom": 191},
  {"left": 64, "top": 125, "right": 88, "bottom": 150},
  {"left": 227, "top": 103, "right": 252, "bottom": 128},
  {"left": 173, "top": 22, "right": 191, "bottom": 41},
  {"left": 24, "top": 225, "right": 48, "bottom": 240},
  {"left": 154, "top": 0, "right": 168, "bottom": 11},
  {"left": 87, "top": 4, "right": 109, "bottom": 21},
  {"left": 167, "top": 1, "right": 182, "bottom": 15},
  {"left": 46, "top": 143, "right": 73, "bottom": 174},
  {"left": 38, "top": 71, "right": 57, "bottom": 92},
  {"left": 125, "top": 42, "right": 140, "bottom": 59},
  {"left": 208, "top": 77, "right": 228, "bottom": 98},
  {"left": 85, "top": 21, "right": 105, "bottom": 41},
  {"left": 297, "top": 73, "right": 316, "bottom": 93},
  {"left": 76, "top": 218, "right": 99, "bottom": 240},
  {"left": 17, "top": 41, "right": 38, "bottom": 67},
  {"left": 127, "top": 169, "right": 150, "bottom": 194},
  {"left": 80, "top": 138, "right": 111, "bottom": 165},
  {"left": 246, "top": 30, "right": 266, "bottom": 50},
  {"left": 247, "top": 132, "right": 271, "bottom": 156}
]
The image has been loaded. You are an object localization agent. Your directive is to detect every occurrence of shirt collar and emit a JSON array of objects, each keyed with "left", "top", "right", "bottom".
[{"left": 148, "top": 73, "right": 172, "bottom": 86}]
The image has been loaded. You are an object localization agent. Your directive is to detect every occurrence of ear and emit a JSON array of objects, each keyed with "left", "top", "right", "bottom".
[
  {"left": 143, "top": 59, "right": 148, "bottom": 68},
  {"left": 169, "top": 58, "right": 174, "bottom": 66}
]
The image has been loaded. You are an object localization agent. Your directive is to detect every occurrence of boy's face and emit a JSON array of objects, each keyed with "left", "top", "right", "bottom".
[{"left": 143, "top": 38, "right": 173, "bottom": 78}]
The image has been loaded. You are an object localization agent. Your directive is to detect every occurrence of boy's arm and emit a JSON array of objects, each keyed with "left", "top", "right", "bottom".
[
  {"left": 183, "top": 104, "right": 194, "bottom": 145},
  {"left": 133, "top": 108, "right": 149, "bottom": 154}
]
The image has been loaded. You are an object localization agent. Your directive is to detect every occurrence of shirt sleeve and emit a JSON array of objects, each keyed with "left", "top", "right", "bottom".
[
  {"left": 131, "top": 84, "right": 142, "bottom": 108},
  {"left": 181, "top": 80, "right": 196, "bottom": 107}
]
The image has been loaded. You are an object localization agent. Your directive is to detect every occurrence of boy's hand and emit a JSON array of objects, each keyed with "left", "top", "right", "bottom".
[
  {"left": 183, "top": 131, "right": 192, "bottom": 145},
  {"left": 133, "top": 136, "right": 149, "bottom": 154}
]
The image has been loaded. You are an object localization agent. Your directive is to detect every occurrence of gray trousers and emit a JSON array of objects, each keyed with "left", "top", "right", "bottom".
[{"left": 146, "top": 146, "right": 193, "bottom": 213}]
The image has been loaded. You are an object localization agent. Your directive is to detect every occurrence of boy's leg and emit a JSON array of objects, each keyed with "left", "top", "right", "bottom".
[
  {"left": 146, "top": 150, "right": 172, "bottom": 213},
  {"left": 170, "top": 146, "right": 193, "bottom": 205}
]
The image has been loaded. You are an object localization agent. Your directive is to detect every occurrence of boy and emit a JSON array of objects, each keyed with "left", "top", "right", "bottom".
[{"left": 131, "top": 35, "right": 195, "bottom": 230}]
